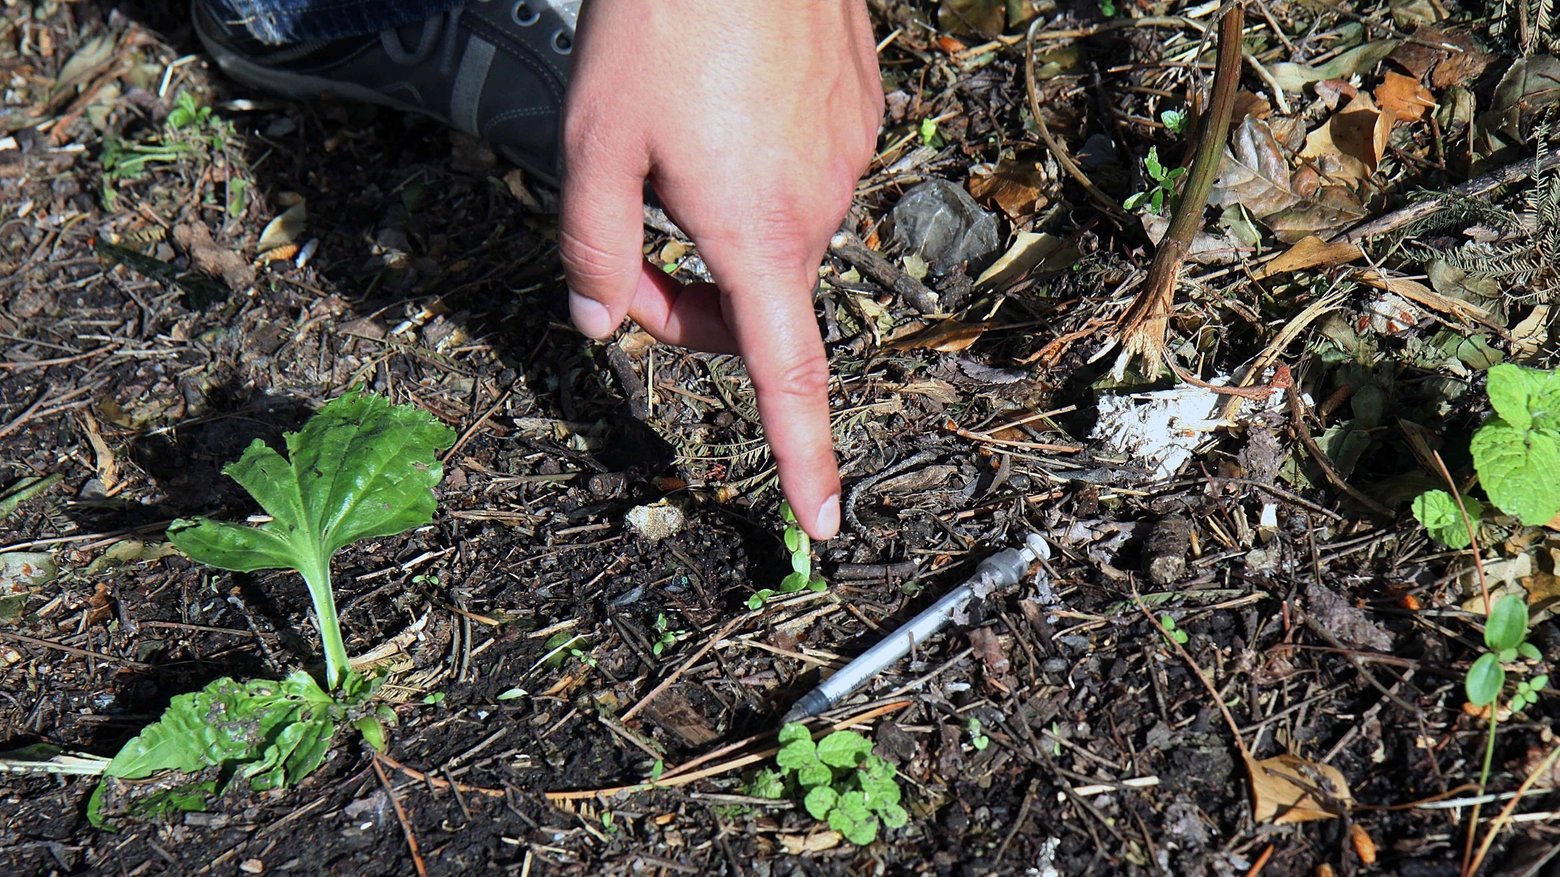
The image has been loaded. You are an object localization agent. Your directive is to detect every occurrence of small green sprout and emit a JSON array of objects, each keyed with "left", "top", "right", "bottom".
[
  {"left": 967, "top": 718, "right": 990, "bottom": 751},
  {"left": 1160, "top": 109, "right": 1188, "bottom": 134},
  {"left": 652, "top": 612, "right": 688, "bottom": 657},
  {"left": 1159, "top": 613, "right": 1189, "bottom": 646},
  {"left": 1123, "top": 147, "right": 1186, "bottom": 215},
  {"left": 748, "top": 502, "right": 828, "bottom": 609},
  {"left": 747, "top": 723, "right": 908, "bottom": 845}
]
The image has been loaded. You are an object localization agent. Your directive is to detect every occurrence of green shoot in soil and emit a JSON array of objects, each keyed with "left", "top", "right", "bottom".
[
  {"left": 91, "top": 391, "right": 453, "bottom": 826},
  {"left": 168, "top": 389, "right": 455, "bottom": 689},
  {"left": 1123, "top": 146, "right": 1184, "bottom": 214},
  {"left": 1158, "top": 613, "right": 1189, "bottom": 645},
  {"left": 747, "top": 723, "right": 908, "bottom": 845},
  {"left": 748, "top": 501, "right": 828, "bottom": 609},
  {"left": 967, "top": 718, "right": 990, "bottom": 751}
]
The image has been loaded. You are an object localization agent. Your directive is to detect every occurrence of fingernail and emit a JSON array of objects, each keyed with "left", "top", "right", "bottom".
[
  {"left": 813, "top": 493, "right": 840, "bottom": 539},
  {"left": 569, "top": 289, "right": 615, "bottom": 338}
]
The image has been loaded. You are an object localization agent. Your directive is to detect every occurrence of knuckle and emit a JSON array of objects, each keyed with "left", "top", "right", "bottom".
[
  {"left": 755, "top": 354, "right": 830, "bottom": 403},
  {"left": 557, "top": 227, "right": 629, "bottom": 284}
]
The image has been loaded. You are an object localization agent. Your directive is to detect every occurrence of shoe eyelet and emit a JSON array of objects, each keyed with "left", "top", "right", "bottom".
[
  {"left": 551, "top": 29, "right": 572, "bottom": 54},
  {"left": 512, "top": 1, "right": 540, "bottom": 25}
]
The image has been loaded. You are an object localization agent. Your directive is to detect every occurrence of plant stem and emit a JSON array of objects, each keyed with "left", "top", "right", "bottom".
[
  {"left": 297, "top": 555, "right": 347, "bottom": 690},
  {"left": 1462, "top": 708, "right": 1499, "bottom": 876}
]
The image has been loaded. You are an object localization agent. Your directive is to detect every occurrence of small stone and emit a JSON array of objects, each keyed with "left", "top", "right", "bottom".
[
  {"left": 239, "top": 859, "right": 264, "bottom": 874},
  {"left": 625, "top": 502, "right": 685, "bottom": 541}
]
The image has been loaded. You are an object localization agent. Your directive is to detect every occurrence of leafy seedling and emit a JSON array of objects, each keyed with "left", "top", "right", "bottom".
[
  {"left": 168, "top": 389, "right": 455, "bottom": 689},
  {"left": 967, "top": 718, "right": 990, "bottom": 751},
  {"left": 749, "top": 502, "right": 829, "bottom": 609},
  {"left": 652, "top": 612, "right": 688, "bottom": 656},
  {"left": 1466, "top": 593, "right": 1543, "bottom": 708},
  {"left": 1123, "top": 147, "right": 1186, "bottom": 214},
  {"left": 1160, "top": 109, "right": 1188, "bottom": 134},
  {"left": 1159, "top": 613, "right": 1189, "bottom": 646},
  {"left": 1412, "top": 490, "right": 1486, "bottom": 549},
  {"left": 91, "top": 391, "right": 453, "bottom": 826},
  {"left": 748, "top": 723, "right": 908, "bottom": 845}
]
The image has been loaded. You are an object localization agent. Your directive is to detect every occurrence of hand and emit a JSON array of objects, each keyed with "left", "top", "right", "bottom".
[{"left": 559, "top": 0, "right": 883, "bottom": 540}]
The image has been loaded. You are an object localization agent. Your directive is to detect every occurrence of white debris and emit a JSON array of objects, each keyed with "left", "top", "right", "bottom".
[
  {"left": 625, "top": 502, "right": 685, "bottom": 541},
  {"left": 1091, "top": 376, "right": 1290, "bottom": 480}
]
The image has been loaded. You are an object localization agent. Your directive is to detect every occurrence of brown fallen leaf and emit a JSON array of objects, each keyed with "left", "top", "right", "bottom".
[
  {"left": 1423, "top": 26, "right": 1496, "bottom": 89},
  {"left": 1327, "top": 92, "right": 1391, "bottom": 175},
  {"left": 883, "top": 319, "right": 988, "bottom": 352},
  {"left": 1254, "top": 235, "right": 1364, "bottom": 278},
  {"left": 173, "top": 222, "right": 256, "bottom": 290},
  {"left": 1210, "top": 115, "right": 1300, "bottom": 218},
  {"left": 1246, "top": 751, "right": 1353, "bottom": 823},
  {"left": 1264, "top": 187, "right": 1368, "bottom": 243},
  {"left": 968, "top": 158, "right": 1049, "bottom": 219},
  {"left": 1376, "top": 71, "right": 1437, "bottom": 122},
  {"left": 779, "top": 830, "right": 843, "bottom": 854}
]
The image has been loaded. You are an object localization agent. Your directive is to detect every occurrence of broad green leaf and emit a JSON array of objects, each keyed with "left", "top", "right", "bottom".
[
  {"left": 781, "top": 501, "right": 798, "bottom": 524},
  {"left": 1486, "top": 594, "right": 1530, "bottom": 652},
  {"left": 791, "top": 552, "right": 811, "bottom": 575},
  {"left": 1485, "top": 364, "right": 1560, "bottom": 433},
  {"left": 1467, "top": 652, "right": 1505, "bottom": 706},
  {"left": 170, "top": 390, "right": 455, "bottom": 570},
  {"left": 1520, "top": 643, "right": 1543, "bottom": 661},
  {"left": 804, "top": 785, "right": 838, "bottom": 820},
  {"left": 103, "top": 677, "right": 294, "bottom": 780},
  {"left": 1472, "top": 418, "right": 1560, "bottom": 525},
  {"left": 1532, "top": 674, "right": 1550, "bottom": 691},
  {"left": 816, "top": 730, "right": 873, "bottom": 768},
  {"left": 777, "top": 722, "right": 813, "bottom": 747},
  {"left": 1411, "top": 490, "right": 1484, "bottom": 549},
  {"left": 779, "top": 572, "right": 809, "bottom": 593},
  {"left": 784, "top": 529, "right": 802, "bottom": 553},
  {"left": 880, "top": 802, "right": 910, "bottom": 829}
]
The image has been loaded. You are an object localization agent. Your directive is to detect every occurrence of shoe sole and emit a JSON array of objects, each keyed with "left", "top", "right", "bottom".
[{"left": 194, "top": 7, "right": 560, "bottom": 186}]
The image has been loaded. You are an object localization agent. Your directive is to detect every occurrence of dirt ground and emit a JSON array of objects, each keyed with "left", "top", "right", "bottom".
[{"left": 4, "top": 0, "right": 1560, "bottom": 874}]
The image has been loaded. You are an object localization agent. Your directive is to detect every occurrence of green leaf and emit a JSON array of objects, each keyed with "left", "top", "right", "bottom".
[
  {"left": 807, "top": 577, "right": 827, "bottom": 592},
  {"left": 816, "top": 730, "right": 872, "bottom": 768},
  {"left": 1531, "top": 674, "right": 1550, "bottom": 691},
  {"left": 777, "top": 722, "right": 813, "bottom": 748},
  {"left": 796, "top": 760, "right": 833, "bottom": 789},
  {"left": 1467, "top": 652, "right": 1506, "bottom": 706},
  {"left": 779, "top": 571, "right": 809, "bottom": 593},
  {"left": 1472, "top": 418, "right": 1560, "bottom": 525},
  {"left": 170, "top": 391, "right": 454, "bottom": 687},
  {"left": 1484, "top": 364, "right": 1560, "bottom": 433},
  {"left": 776, "top": 737, "right": 816, "bottom": 771},
  {"left": 1412, "top": 490, "right": 1483, "bottom": 548},
  {"left": 1145, "top": 147, "right": 1164, "bottom": 178},
  {"left": 804, "top": 785, "right": 839, "bottom": 820},
  {"left": 1486, "top": 594, "right": 1530, "bottom": 652},
  {"left": 880, "top": 802, "right": 909, "bottom": 829},
  {"left": 791, "top": 551, "right": 811, "bottom": 576},
  {"left": 745, "top": 768, "right": 786, "bottom": 799},
  {"left": 781, "top": 501, "right": 798, "bottom": 524},
  {"left": 1520, "top": 643, "right": 1543, "bottom": 661}
]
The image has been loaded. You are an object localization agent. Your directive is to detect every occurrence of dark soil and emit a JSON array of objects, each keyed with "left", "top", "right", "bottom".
[{"left": 3, "top": 1, "right": 1558, "bottom": 875}]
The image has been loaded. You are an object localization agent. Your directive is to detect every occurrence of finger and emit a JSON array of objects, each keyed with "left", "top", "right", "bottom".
[
  {"left": 558, "top": 126, "right": 649, "bottom": 339},
  {"left": 716, "top": 265, "right": 840, "bottom": 540},
  {"left": 625, "top": 261, "right": 739, "bottom": 353}
]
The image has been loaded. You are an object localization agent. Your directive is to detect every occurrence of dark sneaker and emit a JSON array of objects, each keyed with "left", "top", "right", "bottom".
[{"left": 193, "top": 0, "right": 576, "bottom": 184}]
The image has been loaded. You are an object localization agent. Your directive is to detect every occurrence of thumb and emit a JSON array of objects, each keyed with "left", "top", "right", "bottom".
[{"left": 558, "top": 134, "right": 649, "bottom": 339}]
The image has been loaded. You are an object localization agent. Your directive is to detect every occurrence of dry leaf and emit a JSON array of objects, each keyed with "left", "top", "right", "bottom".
[
  {"left": 257, "top": 196, "right": 307, "bottom": 253},
  {"left": 1328, "top": 92, "right": 1391, "bottom": 174},
  {"left": 968, "top": 159, "right": 1049, "bottom": 219},
  {"left": 1211, "top": 116, "right": 1300, "bottom": 218},
  {"left": 1231, "top": 90, "right": 1272, "bottom": 120},
  {"left": 779, "top": 830, "right": 843, "bottom": 854},
  {"left": 884, "top": 319, "right": 988, "bottom": 352},
  {"left": 974, "top": 231, "right": 1068, "bottom": 291},
  {"left": 1315, "top": 79, "right": 1359, "bottom": 110},
  {"left": 1246, "top": 751, "right": 1353, "bottom": 823},
  {"left": 1270, "top": 40, "right": 1400, "bottom": 93},
  {"left": 1376, "top": 71, "right": 1436, "bottom": 121},
  {"left": 1254, "top": 235, "right": 1363, "bottom": 278},
  {"left": 1264, "top": 187, "right": 1368, "bottom": 243}
]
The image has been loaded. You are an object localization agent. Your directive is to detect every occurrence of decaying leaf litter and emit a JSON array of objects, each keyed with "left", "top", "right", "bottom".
[{"left": 3, "top": 0, "right": 1560, "bottom": 873}]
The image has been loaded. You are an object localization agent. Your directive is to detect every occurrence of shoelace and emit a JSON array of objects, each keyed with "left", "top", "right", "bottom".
[{"left": 381, "top": 6, "right": 465, "bottom": 75}]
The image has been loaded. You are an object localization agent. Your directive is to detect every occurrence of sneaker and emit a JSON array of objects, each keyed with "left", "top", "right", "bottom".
[{"left": 193, "top": 0, "right": 576, "bottom": 184}]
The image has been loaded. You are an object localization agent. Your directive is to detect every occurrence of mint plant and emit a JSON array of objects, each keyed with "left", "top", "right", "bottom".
[
  {"left": 1412, "top": 490, "right": 1486, "bottom": 549},
  {"left": 748, "top": 723, "right": 908, "bottom": 845},
  {"left": 1123, "top": 147, "right": 1185, "bottom": 214},
  {"left": 1470, "top": 364, "right": 1560, "bottom": 526},
  {"left": 748, "top": 502, "right": 828, "bottom": 609},
  {"left": 91, "top": 390, "right": 453, "bottom": 825}
]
